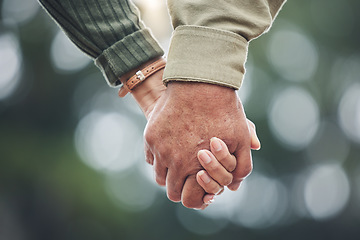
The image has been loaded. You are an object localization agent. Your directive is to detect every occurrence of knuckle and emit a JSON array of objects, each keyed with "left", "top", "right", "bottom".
[
  {"left": 228, "top": 162, "right": 236, "bottom": 172},
  {"left": 167, "top": 191, "right": 181, "bottom": 203},
  {"left": 181, "top": 200, "right": 192, "bottom": 209},
  {"left": 206, "top": 162, "right": 221, "bottom": 172},
  {"left": 248, "top": 120, "right": 255, "bottom": 128},
  {"left": 216, "top": 152, "right": 228, "bottom": 163},
  {"left": 182, "top": 198, "right": 202, "bottom": 209},
  {"left": 157, "top": 145, "right": 168, "bottom": 156},
  {"left": 220, "top": 154, "right": 236, "bottom": 172},
  {"left": 155, "top": 176, "right": 166, "bottom": 186},
  {"left": 241, "top": 163, "right": 253, "bottom": 178},
  {"left": 170, "top": 153, "right": 182, "bottom": 166},
  {"left": 228, "top": 180, "right": 242, "bottom": 191},
  {"left": 143, "top": 129, "right": 153, "bottom": 144}
]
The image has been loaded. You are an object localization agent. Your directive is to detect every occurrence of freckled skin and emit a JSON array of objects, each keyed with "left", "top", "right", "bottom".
[{"left": 144, "top": 82, "right": 252, "bottom": 209}]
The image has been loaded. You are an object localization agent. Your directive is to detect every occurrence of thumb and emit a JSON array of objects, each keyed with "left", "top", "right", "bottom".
[{"left": 247, "top": 119, "right": 261, "bottom": 150}]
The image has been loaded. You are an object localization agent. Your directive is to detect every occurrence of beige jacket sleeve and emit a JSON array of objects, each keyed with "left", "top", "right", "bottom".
[{"left": 163, "top": 0, "right": 287, "bottom": 89}]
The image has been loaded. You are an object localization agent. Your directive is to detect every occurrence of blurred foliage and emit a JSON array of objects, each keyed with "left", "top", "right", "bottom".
[{"left": 0, "top": 0, "right": 360, "bottom": 240}]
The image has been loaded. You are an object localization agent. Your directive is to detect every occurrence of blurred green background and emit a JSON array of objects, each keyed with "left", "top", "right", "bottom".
[{"left": 1, "top": 0, "right": 360, "bottom": 239}]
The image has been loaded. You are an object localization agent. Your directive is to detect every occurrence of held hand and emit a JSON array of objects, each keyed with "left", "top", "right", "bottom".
[
  {"left": 144, "top": 82, "right": 253, "bottom": 209},
  {"left": 182, "top": 123, "right": 259, "bottom": 209},
  {"left": 195, "top": 132, "right": 260, "bottom": 206}
]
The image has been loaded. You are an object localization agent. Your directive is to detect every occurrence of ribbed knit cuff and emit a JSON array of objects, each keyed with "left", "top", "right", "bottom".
[
  {"left": 163, "top": 26, "right": 249, "bottom": 90},
  {"left": 95, "top": 28, "right": 164, "bottom": 87}
]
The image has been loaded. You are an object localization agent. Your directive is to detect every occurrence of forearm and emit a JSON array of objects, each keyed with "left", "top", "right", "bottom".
[
  {"left": 38, "top": 0, "right": 164, "bottom": 87},
  {"left": 164, "top": 0, "right": 287, "bottom": 89}
]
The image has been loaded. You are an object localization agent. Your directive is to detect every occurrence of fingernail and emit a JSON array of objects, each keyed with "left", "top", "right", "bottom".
[
  {"left": 199, "top": 150, "right": 211, "bottom": 164},
  {"left": 200, "top": 171, "right": 211, "bottom": 184},
  {"left": 199, "top": 204, "right": 208, "bottom": 210},
  {"left": 211, "top": 137, "right": 222, "bottom": 152},
  {"left": 215, "top": 187, "right": 224, "bottom": 195},
  {"left": 228, "top": 181, "right": 242, "bottom": 191},
  {"left": 205, "top": 195, "right": 215, "bottom": 204}
]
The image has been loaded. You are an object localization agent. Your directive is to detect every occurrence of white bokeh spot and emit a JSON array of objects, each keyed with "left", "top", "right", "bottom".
[
  {"left": 267, "top": 27, "right": 319, "bottom": 82},
  {"left": 74, "top": 111, "right": 141, "bottom": 173},
  {"left": 269, "top": 87, "right": 320, "bottom": 150},
  {"left": 198, "top": 173, "right": 288, "bottom": 229},
  {"left": 51, "top": 31, "right": 91, "bottom": 72},
  {"left": 0, "top": 33, "right": 22, "bottom": 100},
  {"left": 338, "top": 83, "right": 360, "bottom": 144},
  {"left": 304, "top": 164, "right": 350, "bottom": 220},
  {"left": 2, "top": 0, "right": 40, "bottom": 26}
]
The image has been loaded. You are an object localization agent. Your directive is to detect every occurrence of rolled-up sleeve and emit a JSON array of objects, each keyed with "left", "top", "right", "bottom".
[
  {"left": 38, "top": 0, "right": 164, "bottom": 87},
  {"left": 164, "top": 0, "right": 286, "bottom": 89}
]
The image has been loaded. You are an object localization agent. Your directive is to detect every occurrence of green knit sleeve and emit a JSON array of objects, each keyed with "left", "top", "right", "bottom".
[{"left": 38, "top": 0, "right": 164, "bottom": 87}]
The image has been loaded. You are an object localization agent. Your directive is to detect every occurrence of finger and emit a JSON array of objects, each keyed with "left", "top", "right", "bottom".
[
  {"left": 210, "top": 137, "right": 236, "bottom": 172},
  {"left": 196, "top": 170, "right": 225, "bottom": 195},
  {"left": 166, "top": 168, "right": 185, "bottom": 203},
  {"left": 181, "top": 175, "right": 207, "bottom": 209},
  {"left": 203, "top": 194, "right": 215, "bottom": 205},
  {"left": 227, "top": 181, "right": 242, "bottom": 192},
  {"left": 198, "top": 149, "right": 233, "bottom": 186},
  {"left": 144, "top": 143, "right": 154, "bottom": 165},
  {"left": 153, "top": 158, "right": 167, "bottom": 186},
  {"left": 247, "top": 119, "right": 261, "bottom": 150},
  {"left": 228, "top": 147, "right": 253, "bottom": 191},
  {"left": 217, "top": 187, "right": 225, "bottom": 195}
]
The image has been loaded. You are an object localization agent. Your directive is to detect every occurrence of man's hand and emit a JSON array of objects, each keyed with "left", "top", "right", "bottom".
[{"left": 144, "top": 82, "right": 253, "bottom": 208}]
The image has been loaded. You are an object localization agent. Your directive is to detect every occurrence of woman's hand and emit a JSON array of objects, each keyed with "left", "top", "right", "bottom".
[{"left": 196, "top": 130, "right": 260, "bottom": 206}]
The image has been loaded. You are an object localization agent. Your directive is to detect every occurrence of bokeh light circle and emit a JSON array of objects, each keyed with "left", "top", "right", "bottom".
[
  {"left": 51, "top": 31, "right": 91, "bottom": 72},
  {"left": 269, "top": 86, "right": 320, "bottom": 150},
  {"left": 267, "top": 27, "right": 318, "bottom": 82},
  {"left": 0, "top": 32, "right": 22, "bottom": 100},
  {"left": 229, "top": 174, "right": 288, "bottom": 229},
  {"left": 74, "top": 111, "right": 142, "bottom": 173},
  {"left": 304, "top": 164, "right": 350, "bottom": 220},
  {"left": 197, "top": 172, "right": 288, "bottom": 229},
  {"left": 338, "top": 83, "right": 360, "bottom": 144},
  {"left": 2, "top": 0, "right": 40, "bottom": 26}
]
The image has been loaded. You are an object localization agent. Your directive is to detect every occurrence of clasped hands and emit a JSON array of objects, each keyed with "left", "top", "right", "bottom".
[{"left": 128, "top": 63, "right": 259, "bottom": 210}]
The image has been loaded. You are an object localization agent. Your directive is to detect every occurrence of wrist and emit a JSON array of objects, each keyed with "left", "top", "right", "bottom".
[
  {"left": 132, "top": 69, "right": 166, "bottom": 118},
  {"left": 118, "top": 57, "right": 166, "bottom": 118},
  {"left": 166, "top": 82, "right": 237, "bottom": 106},
  {"left": 163, "top": 82, "right": 241, "bottom": 121}
]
